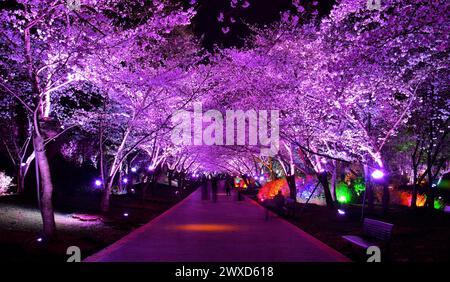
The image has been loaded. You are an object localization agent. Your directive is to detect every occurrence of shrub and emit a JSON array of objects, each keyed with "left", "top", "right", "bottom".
[
  {"left": 353, "top": 177, "right": 366, "bottom": 196},
  {"left": 434, "top": 197, "right": 445, "bottom": 210},
  {"left": 0, "top": 171, "right": 14, "bottom": 195}
]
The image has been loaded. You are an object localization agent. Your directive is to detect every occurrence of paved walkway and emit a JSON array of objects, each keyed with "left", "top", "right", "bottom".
[{"left": 85, "top": 182, "right": 349, "bottom": 262}]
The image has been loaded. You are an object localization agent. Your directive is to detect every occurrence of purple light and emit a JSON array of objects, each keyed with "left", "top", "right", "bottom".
[
  {"left": 36, "top": 237, "right": 43, "bottom": 242},
  {"left": 259, "top": 176, "right": 265, "bottom": 181},
  {"left": 148, "top": 166, "right": 154, "bottom": 171},
  {"left": 337, "top": 209, "right": 346, "bottom": 215},
  {"left": 131, "top": 167, "right": 137, "bottom": 173},
  {"left": 94, "top": 179, "right": 102, "bottom": 187},
  {"left": 371, "top": 169, "right": 384, "bottom": 179},
  {"left": 122, "top": 177, "right": 128, "bottom": 184},
  {"left": 123, "top": 212, "right": 129, "bottom": 217}
]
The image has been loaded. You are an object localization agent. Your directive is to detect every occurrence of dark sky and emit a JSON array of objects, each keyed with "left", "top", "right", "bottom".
[{"left": 189, "top": 0, "right": 337, "bottom": 49}]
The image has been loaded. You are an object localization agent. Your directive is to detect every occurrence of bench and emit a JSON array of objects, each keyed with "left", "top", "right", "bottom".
[{"left": 342, "top": 218, "right": 394, "bottom": 254}]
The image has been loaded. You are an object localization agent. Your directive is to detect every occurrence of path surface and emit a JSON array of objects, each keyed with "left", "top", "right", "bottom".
[{"left": 86, "top": 181, "right": 349, "bottom": 262}]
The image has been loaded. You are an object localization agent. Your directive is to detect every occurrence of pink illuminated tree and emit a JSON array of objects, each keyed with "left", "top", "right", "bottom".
[{"left": 0, "top": 0, "right": 198, "bottom": 236}]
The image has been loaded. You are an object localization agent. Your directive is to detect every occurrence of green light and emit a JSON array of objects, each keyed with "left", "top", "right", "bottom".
[
  {"left": 336, "top": 182, "right": 352, "bottom": 204},
  {"left": 434, "top": 198, "right": 445, "bottom": 210},
  {"left": 353, "top": 177, "right": 366, "bottom": 196}
]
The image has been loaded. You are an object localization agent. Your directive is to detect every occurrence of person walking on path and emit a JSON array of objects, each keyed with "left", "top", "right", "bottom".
[
  {"left": 211, "top": 175, "right": 218, "bottom": 202},
  {"left": 273, "top": 190, "right": 286, "bottom": 214},
  {"left": 201, "top": 175, "right": 208, "bottom": 200},
  {"left": 225, "top": 177, "right": 233, "bottom": 196}
]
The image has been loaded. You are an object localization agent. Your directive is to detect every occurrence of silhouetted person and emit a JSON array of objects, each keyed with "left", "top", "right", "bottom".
[
  {"left": 273, "top": 190, "right": 285, "bottom": 214},
  {"left": 201, "top": 175, "right": 208, "bottom": 200},
  {"left": 225, "top": 177, "right": 232, "bottom": 196},
  {"left": 211, "top": 176, "right": 218, "bottom": 202}
]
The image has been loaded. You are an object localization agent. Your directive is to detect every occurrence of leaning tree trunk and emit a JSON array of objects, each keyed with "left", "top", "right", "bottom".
[
  {"left": 34, "top": 134, "right": 56, "bottom": 238},
  {"left": 317, "top": 172, "right": 335, "bottom": 208},
  {"left": 331, "top": 161, "right": 338, "bottom": 203}
]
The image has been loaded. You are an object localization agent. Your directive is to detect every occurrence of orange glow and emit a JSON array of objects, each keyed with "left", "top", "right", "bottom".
[
  {"left": 257, "top": 178, "right": 290, "bottom": 201},
  {"left": 399, "top": 191, "right": 426, "bottom": 207},
  {"left": 171, "top": 224, "right": 239, "bottom": 232}
]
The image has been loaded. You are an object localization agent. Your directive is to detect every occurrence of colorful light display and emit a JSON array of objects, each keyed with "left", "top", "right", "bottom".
[
  {"left": 353, "top": 177, "right": 366, "bottom": 196},
  {"left": 336, "top": 182, "right": 352, "bottom": 204},
  {"left": 257, "top": 178, "right": 290, "bottom": 202}
]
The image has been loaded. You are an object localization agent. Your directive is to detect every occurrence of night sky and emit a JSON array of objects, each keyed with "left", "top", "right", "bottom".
[{"left": 189, "top": 0, "right": 336, "bottom": 49}]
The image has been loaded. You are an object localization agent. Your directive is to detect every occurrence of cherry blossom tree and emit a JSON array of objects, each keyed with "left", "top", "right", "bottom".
[{"left": 0, "top": 0, "right": 198, "bottom": 236}]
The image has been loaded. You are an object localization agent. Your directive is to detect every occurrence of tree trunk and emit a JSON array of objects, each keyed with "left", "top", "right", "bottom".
[
  {"left": 119, "top": 169, "right": 123, "bottom": 193},
  {"left": 17, "top": 165, "right": 26, "bottom": 194},
  {"left": 141, "top": 175, "right": 149, "bottom": 200},
  {"left": 411, "top": 166, "right": 418, "bottom": 209},
  {"left": 425, "top": 158, "right": 434, "bottom": 210},
  {"left": 382, "top": 181, "right": 390, "bottom": 214},
  {"left": 286, "top": 175, "right": 296, "bottom": 200},
  {"left": 101, "top": 178, "right": 113, "bottom": 213},
  {"left": 34, "top": 134, "right": 56, "bottom": 239},
  {"left": 318, "top": 172, "right": 335, "bottom": 208},
  {"left": 363, "top": 163, "right": 374, "bottom": 212},
  {"left": 149, "top": 174, "right": 156, "bottom": 195},
  {"left": 168, "top": 170, "right": 173, "bottom": 187},
  {"left": 178, "top": 173, "right": 184, "bottom": 197},
  {"left": 331, "top": 161, "right": 338, "bottom": 202}
]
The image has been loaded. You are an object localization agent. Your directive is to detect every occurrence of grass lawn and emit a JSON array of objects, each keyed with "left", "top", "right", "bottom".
[
  {"left": 252, "top": 196, "right": 450, "bottom": 262},
  {"left": 0, "top": 184, "right": 196, "bottom": 262}
]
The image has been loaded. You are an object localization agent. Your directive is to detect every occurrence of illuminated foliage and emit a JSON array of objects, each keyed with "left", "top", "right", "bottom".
[
  {"left": 257, "top": 178, "right": 290, "bottom": 202},
  {"left": 353, "top": 177, "right": 366, "bottom": 196},
  {"left": 0, "top": 171, "right": 14, "bottom": 195},
  {"left": 398, "top": 191, "right": 426, "bottom": 207},
  {"left": 434, "top": 198, "right": 445, "bottom": 210},
  {"left": 336, "top": 182, "right": 352, "bottom": 204}
]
